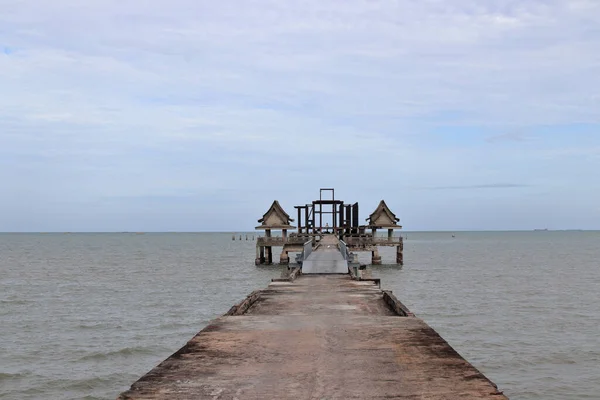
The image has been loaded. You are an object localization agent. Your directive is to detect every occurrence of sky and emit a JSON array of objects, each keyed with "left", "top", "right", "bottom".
[{"left": 1, "top": 0, "right": 599, "bottom": 232}]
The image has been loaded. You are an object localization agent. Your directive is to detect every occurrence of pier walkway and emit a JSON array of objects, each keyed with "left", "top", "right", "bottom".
[
  {"left": 301, "top": 235, "right": 348, "bottom": 274},
  {"left": 119, "top": 241, "right": 507, "bottom": 399}
]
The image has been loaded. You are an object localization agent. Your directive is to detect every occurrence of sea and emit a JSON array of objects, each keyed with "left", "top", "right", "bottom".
[{"left": 1, "top": 231, "right": 599, "bottom": 400}]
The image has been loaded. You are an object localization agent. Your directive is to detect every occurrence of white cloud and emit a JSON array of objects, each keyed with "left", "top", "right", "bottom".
[
  {"left": 1, "top": 0, "right": 600, "bottom": 230},
  {"left": 2, "top": 0, "right": 599, "bottom": 128}
]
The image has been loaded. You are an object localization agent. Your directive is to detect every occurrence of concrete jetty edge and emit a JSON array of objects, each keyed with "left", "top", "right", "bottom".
[{"left": 117, "top": 275, "right": 508, "bottom": 399}]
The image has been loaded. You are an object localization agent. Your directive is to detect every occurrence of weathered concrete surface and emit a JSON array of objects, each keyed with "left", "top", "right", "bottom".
[
  {"left": 118, "top": 276, "right": 507, "bottom": 399},
  {"left": 301, "top": 250, "right": 348, "bottom": 274},
  {"left": 302, "top": 235, "right": 348, "bottom": 274}
]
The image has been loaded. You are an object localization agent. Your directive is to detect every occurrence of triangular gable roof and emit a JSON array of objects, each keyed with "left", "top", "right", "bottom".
[
  {"left": 256, "top": 200, "right": 296, "bottom": 230},
  {"left": 366, "top": 200, "right": 401, "bottom": 228}
]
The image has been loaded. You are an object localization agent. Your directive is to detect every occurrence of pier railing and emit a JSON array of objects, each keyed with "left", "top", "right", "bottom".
[
  {"left": 339, "top": 240, "right": 350, "bottom": 260},
  {"left": 296, "top": 240, "right": 314, "bottom": 265},
  {"left": 257, "top": 237, "right": 306, "bottom": 246},
  {"left": 256, "top": 236, "right": 402, "bottom": 249},
  {"left": 343, "top": 236, "right": 403, "bottom": 247},
  {"left": 257, "top": 237, "right": 285, "bottom": 246}
]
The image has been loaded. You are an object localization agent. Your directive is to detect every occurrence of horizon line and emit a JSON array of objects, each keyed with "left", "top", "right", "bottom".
[{"left": 0, "top": 229, "right": 597, "bottom": 234}]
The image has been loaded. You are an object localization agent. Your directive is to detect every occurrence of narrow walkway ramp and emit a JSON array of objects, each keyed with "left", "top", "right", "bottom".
[{"left": 301, "top": 235, "right": 348, "bottom": 274}]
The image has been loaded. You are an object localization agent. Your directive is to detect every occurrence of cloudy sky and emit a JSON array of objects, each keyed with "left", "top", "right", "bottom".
[{"left": 1, "top": 0, "right": 599, "bottom": 231}]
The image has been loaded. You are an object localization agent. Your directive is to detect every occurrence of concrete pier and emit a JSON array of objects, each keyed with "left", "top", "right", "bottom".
[
  {"left": 301, "top": 235, "right": 348, "bottom": 274},
  {"left": 118, "top": 240, "right": 507, "bottom": 399}
]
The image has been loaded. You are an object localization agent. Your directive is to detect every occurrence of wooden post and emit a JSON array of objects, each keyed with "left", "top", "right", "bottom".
[
  {"left": 338, "top": 204, "right": 344, "bottom": 238},
  {"left": 319, "top": 202, "right": 322, "bottom": 233},
  {"left": 305, "top": 206, "right": 310, "bottom": 235},
  {"left": 267, "top": 247, "right": 273, "bottom": 265},
  {"left": 388, "top": 229, "right": 393, "bottom": 240},
  {"left": 345, "top": 204, "right": 351, "bottom": 236},
  {"left": 282, "top": 229, "right": 287, "bottom": 242},
  {"left": 333, "top": 203, "right": 337, "bottom": 231},
  {"left": 260, "top": 246, "right": 265, "bottom": 264}
]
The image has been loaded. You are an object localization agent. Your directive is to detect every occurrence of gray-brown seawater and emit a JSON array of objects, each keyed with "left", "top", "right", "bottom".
[{"left": 1, "top": 231, "right": 599, "bottom": 399}]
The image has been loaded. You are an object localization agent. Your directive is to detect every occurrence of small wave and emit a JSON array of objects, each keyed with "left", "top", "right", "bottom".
[
  {"left": 0, "top": 298, "right": 33, "bottom": 306},
  {"left": 75, "top": 322, "right": 129, "bottom": 331},
  {"left": 54, "top": 373, "right": 139, "bottom": 395},
  {"left": 78, "top": 346, "right": 155, "bottom": 361},
  {"left": 0, "top": 371, "right": 30, "bottom": 381},
  {"left": 512, "top": 352, "right": 579, "bottom": 367},
  {"left": 157, "top": 321, "right": 196, "bottom": 330},
  {"left": 76, "top": 322, "right": 108, "bottom": 330}
]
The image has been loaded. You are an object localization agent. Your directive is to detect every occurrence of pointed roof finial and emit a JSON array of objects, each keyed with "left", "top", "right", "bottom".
[
  {"left": 366, "top": 200, "right": 402, "bottom": 228},
  {"left": 256, "top": 200, "right": 296, "bottom": 230}
]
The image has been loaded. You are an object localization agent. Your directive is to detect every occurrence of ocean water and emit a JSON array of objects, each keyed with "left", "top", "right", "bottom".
[{"left": 1, "top": 231, "right": 599, "bottom": 399}]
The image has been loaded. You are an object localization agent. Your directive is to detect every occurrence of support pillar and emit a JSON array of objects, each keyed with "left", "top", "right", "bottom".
[
  {"left": 388, "top": 229, "right": 393, "bottom": 240},
  {"left": 264, "top": 229, "right": 272, "bottom": 264},
  {"left": 371, "top": 248, "right": 382, "bottom": 265},
  {"left": 279, "top": 250, "right": 289, "bottom": 264},
  {"left": 396, "top": 239, "right": 404, "bottom": 265},
  {"left": 255, "top": 245, "right": 261, "bottom": 265},
  {"left": 259, "top": 246, "right": 265, "bottom": 264},
  {"left": 305, "top": 206, "right": 310, "bottom": 235}
]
